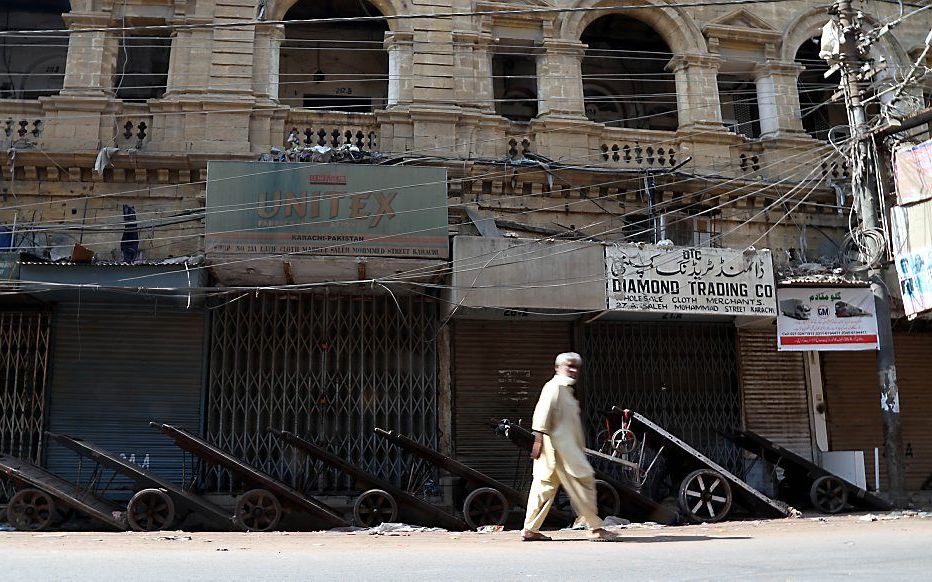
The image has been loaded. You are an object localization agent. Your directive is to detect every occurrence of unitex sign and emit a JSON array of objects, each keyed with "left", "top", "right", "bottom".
[{"left": 205, "top": 162, "right": 449, "bottom": 259}]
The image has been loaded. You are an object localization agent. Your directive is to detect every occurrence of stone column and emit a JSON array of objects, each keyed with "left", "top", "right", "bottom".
[
  {"left": 452, "top": 32, "right": 494, "bottom": 113},
  {"left": 667, "top": 54, "right": 725, "bottom": 131},
  {"left": 252, "top": 24, "right": 285, "bottom": 103},
  {"left": 385, "top": 31, "right": 415, "bottom": 108},
  {"left": 753, "top": 61, "right": 806, "bottom": 139},
  {"left": 537, "top": 40, "right": 587, "bottom": 119},
  {"left": 60, "top": 12, "right": 117, "bottom": 96}
]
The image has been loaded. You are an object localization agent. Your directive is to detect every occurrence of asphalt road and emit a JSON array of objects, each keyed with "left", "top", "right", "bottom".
[{"left": 2, "top": 515, "right": 930, "bottom": 581}]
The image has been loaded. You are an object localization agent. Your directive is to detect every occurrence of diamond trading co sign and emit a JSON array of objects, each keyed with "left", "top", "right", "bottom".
[
  {"left": 605, "top": 245, "right": 777, "bottom": 316},
  {"left": 205, "top": 162, "right": 449, "bottom": 259}
]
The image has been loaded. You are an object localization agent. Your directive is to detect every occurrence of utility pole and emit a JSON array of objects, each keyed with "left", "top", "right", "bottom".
[{"left": 830, "top": 0, "right": 906, "bottom": 501}]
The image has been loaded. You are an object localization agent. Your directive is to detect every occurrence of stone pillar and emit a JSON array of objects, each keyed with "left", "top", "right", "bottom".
[
  {"left": 252, "top": 24, "right": 285, "bottom": 103},
  {"left": 60, "top": 12, "right": 117, "bottom": 96},
  {"left": 385, "top": 31, "right": 415, "bottom": 108},
  {"left": 452, "top": 32, "right": 494, "bottom": 113},
  {"left": 537, "top": 40, "right": 587, "bottom": 119},
  {"left": 753, "top": 61, "right": 807, "bottom": 139},
  {"left": 667, "top": 54, "right": 725, "bottom": 131}
]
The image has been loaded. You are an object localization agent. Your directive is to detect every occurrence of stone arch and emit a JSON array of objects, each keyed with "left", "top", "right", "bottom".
[
  {"left": 558, "top": 0, "right": 706, "bottom": 55},
  {"left": 781, "top": 5, "right": 911, "bottom": 69},
  {"left": 268, "top": 0, "right": 401, "bottom": 29}
]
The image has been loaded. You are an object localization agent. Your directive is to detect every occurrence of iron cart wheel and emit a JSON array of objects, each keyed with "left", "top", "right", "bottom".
[
  {"left": 809, "top": 475, "right": 848, "bottom": 514},
  {"left": 8, "top": 488, "right": 56, "bottom": 531},
  {"left": 234, "top": 488, "right": 282, "bottom": 532},
  {"left": 127, "top": 488, "right": 176, "bottom": 532},
  {"left": 595, "top": 479, "right": 622, "bottom": 518},
  {"left": 353, "top": 489, "right": 398, "bottom": 527},
  {"left": 463, "top": 487, "right": 508, "bottom": 530},
  {"left": 678, "top": 469, "right": 733, "bottom": 523}
]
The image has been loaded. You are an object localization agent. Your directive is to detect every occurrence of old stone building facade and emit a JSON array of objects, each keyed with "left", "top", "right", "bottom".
[{"left": 3, "top": 0, "right": 932, "bottom": 504}]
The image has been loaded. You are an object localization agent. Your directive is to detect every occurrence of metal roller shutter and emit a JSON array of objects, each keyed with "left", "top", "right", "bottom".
[
  {"left": 738, "top": 327, "right": 813, "bottom": 460},
  {"left": 822, "top": 332, "right": 932, "bottom": 491},
  {"left": 45, "top": 302, "right": 205, "bottom": 494},
  {"left": 452, "top": 320, "right": 572, "bottom": 486}
]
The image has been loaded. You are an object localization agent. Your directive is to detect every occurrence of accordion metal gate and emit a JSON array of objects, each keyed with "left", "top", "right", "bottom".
[
  {"left": 0, "top": 311, "right": 50, "bottom": 462},
  {"left": 0, "top": 310, "right": 51, "bottom": 503},
  {"left": 583, "top": 321, "right": 742, "bottom": 472},
  {"left": 206, "top": 292, "right": 438, "bottom": 494}
]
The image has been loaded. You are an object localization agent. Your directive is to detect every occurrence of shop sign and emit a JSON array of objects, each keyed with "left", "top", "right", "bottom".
[
  {"left": 206, "top": 162, "right": 449, "bottom": 259},
  {"left": 605, "top": 245, "right": 777, "bottom": 316},
  {"left": 776, "top": 287, "right": 878, "bottom": 351},
  {"left": 894, "top": 139, "right": 932, "bottom": 205}
]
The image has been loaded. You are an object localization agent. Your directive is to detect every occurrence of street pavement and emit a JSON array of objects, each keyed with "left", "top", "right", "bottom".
[{"left": 1, "top": 513, "right": 930, "bottom": 581}]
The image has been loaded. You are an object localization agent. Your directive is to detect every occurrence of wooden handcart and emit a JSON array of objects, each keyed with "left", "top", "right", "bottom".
[
  {"left": 597, "top": 408, "right": 792, "bottom": 523},
  {"left": 270, "top": 429, "right": 469, "bottom": 530},
  {"left": 49, "top": 432, "right": 234, "bottom": 532},
  {"left": 0, "top": 454, "right": 126, "bottom": 532},
  {"left": 725, "top": 428, "right": 892, "bottom": 514},
  {"left": 375, "top": 427, "right": 570, "bottom": 529},
  {"left": 150, "top": 423, "right": 348, "bottom": 531}
]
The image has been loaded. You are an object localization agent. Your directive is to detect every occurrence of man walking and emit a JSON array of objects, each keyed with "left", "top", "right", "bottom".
[{"left": 522, "top": 352, "right": 620, "bottom": 542}]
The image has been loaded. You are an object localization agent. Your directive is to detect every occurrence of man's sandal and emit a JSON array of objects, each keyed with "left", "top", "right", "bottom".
[
  {"left": 589, "top": 528, "right": 623, "bottom": 542},
  {"left": 521, "top": 530, "right": 553, "bottom": 542}
]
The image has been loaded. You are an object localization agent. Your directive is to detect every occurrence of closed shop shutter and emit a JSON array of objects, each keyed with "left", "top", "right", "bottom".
[
  {"left": 452, "top": 320, "right": 572, "bottom": 485},
  {"left": 45, "top": 302, "right": 205, "bottom": 494},
  {"left": 584, "top": 321, "right": 742, "bottom": 471},
  {"left": 822, "top": 332, "right": 932, "bottom": 491},
  {"left": 206, "top": 293, "right": 438, "bottom": 494},
  {"left": 738, "top": 327, "right": 813, "bottom": 460}
]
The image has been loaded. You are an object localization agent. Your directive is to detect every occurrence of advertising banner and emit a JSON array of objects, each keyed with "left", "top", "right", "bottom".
[
  {"left": 605, "top": 245, "right": 777, "bottom": 316},
  {"left": 776, "top": 287, "right": 878, "bottom": 351},
  {"left": 205, "top": 162, "right": 449, "bottom": 259},
  {"left": 894, "top": 139, "right": 932, "bottom": 205},
  {"left": 891, "top": 203, "right": 932, "bottom": 318}
]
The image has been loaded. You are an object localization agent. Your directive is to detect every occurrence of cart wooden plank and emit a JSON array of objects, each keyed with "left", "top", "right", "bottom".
[
  {"left": 150, "top": 423, "right": 347, "bottom": 528},
  {"left": 623, "top": 410, "right": 791, "bottom": 518},
  {"left": 270, "top": 429, "right": 469, "bottom": 531},
  {"left": 0, "top": 455, "right": 126, "bottom": 530},
  {"left": 48, "top": 433, "right": 234, "bottom": 529},
  {"left": 725, "top": 428, "right": 892, "bottom": 511}
]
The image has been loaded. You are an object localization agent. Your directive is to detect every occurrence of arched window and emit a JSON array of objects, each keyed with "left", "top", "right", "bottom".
[
  {"left": 796, "top": 37, "right": 847, "bottom": 141},
  {"left": 280, "top": 0, "right": 389, "bottom": 112},
  {"left": 580, "top": 15, "right": 677, "bottom": 130},
  {"left": 0, "top": 0, "right": 69, "bottom": 99}
]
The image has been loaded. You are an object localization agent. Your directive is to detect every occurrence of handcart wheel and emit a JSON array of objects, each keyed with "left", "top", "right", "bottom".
[
  {"left": 595, "top": 479, "right": 622, "bottom": 518},
  {"left": 809, "top": 475, "right": 848, "bottom": 514},
  {"left": 234, "top": 488, "right": 282, "bottom": 532},
  {"left": 8, "top": 488, "right": 56, "bottom": 531},
  {"left": 127, "top": 488, "right": 176, "bottom": 531},
  {"left": 353, "top": 489, "right": 398, "bottom": 527},
  {"left": 610, "top": 428, "right": 637, "bottom": 456},
  {"left": 678, "top": 469, "right": 732, "bottom": 523},
  {"left": 463, "top": 487, "right": 508, "bottom": 529}
]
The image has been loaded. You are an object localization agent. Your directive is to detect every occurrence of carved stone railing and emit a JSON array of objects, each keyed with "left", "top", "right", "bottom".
[
  {"left": 284, "top": 110, "right": 379, "bottom": 150},
  {"left": 0, "top": 100, "right": 45, "bottom": 148},
  {"left": 594, "top": 127, "right": 679, "bottom": 169},
  {"left": 116, "top": 102, "right": 153, "bottom": 149}
]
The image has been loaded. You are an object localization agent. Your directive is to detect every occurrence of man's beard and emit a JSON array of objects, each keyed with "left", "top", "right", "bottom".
[{"left": 557, "top": 374, "right": 576, "bottom": 385}]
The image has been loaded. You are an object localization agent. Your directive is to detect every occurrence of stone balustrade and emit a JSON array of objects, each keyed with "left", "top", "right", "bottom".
[
  {"left": 0, "top": 100, "right": 45, "bottom": 148},
  {"left": 116, "top": 102, "right": 153, "bottom": 149},
  {"left": 283, "top": 110, "right": 379, "bottom": 150},
  {"left": 594, "top": 127, "right": 679, "bottom": 170}
]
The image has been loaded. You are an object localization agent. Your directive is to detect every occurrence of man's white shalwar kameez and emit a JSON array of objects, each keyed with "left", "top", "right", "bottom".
[{"left": 523, "top": 375, "right": 603, "bottom": 533}]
